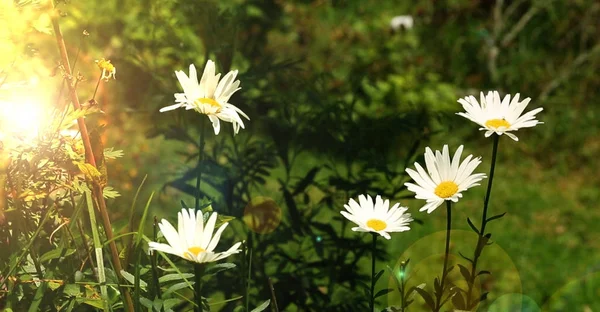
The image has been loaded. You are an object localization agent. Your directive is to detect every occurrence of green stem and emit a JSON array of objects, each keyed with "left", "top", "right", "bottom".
[
  {"left": 91, "top": 74, "right": 102, "bottom": 101},
  {"left": 466, "top": 134, "right": 500, "bottom": 308},
  {"left": 370, "top": 233, "right": 377, "bottom": 311},
  {"left": 194, "top": 117, "right": 206, "bottom": 311},
  {"left": 194, "top": 263, "right": 206, "bottom": 312},
  {"left": 268, "top": 277, "right": 280, "bottom": 312},
  {"left": 150, "top": 217, "right": 162, "bottom": 300},
  {"left": 399, "top": 261, "right": 408, "bottom": 312},
  {"left": 434, "top": 201, "right": 452, "bottom": 312},
  {"left": 195, "top": 117, "right": 206, "bottom": 212},
  {"left": 84, "top": 189, "right": 109, "bottom": 312},
  {"left": 246, "top": 238, "right": 253, "bottom": 311},
  {"left": 480, "top": 134, "right": 499, "bottom": 235}
]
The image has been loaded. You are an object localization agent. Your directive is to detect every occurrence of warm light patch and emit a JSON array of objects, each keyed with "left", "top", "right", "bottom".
[
  {"left": 485, "top": 118, "right": 511, "bottom": 129},
  {"left": 195, "top": 97, "right": 221, "bottom": 109},
  {"left": 367, "top": 219, "right": 387, "bottom": 231},
  {"left": 434, "top": 181, "right": 458, "bottom": 198},
  {"left": 0, "top": 99, "right": 43, "bottom": 142}
]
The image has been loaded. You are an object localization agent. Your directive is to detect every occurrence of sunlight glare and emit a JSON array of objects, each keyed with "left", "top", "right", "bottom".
[{"left": 0, "top": 97, "right": 44, "bottom": 144}]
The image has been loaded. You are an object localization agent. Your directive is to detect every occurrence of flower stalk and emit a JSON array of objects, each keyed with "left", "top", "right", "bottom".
[
  {"left": 194, "top": 117, "right": 206, "bottom": 312},
  {"left": 194, "top": 263, "right": 206, "bottom": 312},
  {"left": 50, "top": 6, "right": 134, "bottom": 311},
  {"left": 465, "top": 134, "right": 500, "bottom": 308},
  {"left": 370, "top": 233, "right": 377, "bottom": 311},
  {"left": 195, "top": 117, "right": 206, "bottom": 212},
  {"left": 84, "top": 189, "right": 109, "bottom": 312},
  {"left": 434, "top": 201, "right": 453, "bottom": 312}
]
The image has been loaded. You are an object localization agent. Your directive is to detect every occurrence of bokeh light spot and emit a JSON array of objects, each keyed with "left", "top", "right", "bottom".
[{"left": 243, "top": 196, "right": 282, "bottom": 234}]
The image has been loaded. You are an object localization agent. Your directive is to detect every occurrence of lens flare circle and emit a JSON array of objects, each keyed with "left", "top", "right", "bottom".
[
  {"left": 387, "top": 230, "right": 522, "bottom": 311},
  {"left": 488, "top": 293, "right": 541, "bottom": 312},
  {"left": 243, "top": 196, "right": 282, "bottom": 234}
]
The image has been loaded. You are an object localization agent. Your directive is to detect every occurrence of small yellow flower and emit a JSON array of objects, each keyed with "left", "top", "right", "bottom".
[{"left": 95, "top": 58, "right": 116, "bottom": 81}]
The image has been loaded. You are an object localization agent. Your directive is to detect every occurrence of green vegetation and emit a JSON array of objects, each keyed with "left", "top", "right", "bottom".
[{"left": 1, "top": 0, "right": 599, "bottom": 311}]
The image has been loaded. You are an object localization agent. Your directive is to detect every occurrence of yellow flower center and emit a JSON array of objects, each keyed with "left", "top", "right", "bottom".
[
  {"left": 434, "top": 181, "right": 459, "bottom": 198},
  {"left": 96, "top": 58, "right": 115, "bottom": 72},
  {"left": 485, "top": 118, "right": 511, "bottom": 129},
  {"left": 366, "top": 219, "right": 387, "bottom": 231},
  {"left": 187, "top": 246, "right": 205, "bottom": 256},
  {"left": 195, "top": 97, "right": 222, "bottom": 109}
]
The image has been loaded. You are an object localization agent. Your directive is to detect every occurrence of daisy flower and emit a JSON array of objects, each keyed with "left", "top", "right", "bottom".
[
  {"left": 148, "top": 209, "right": 242, "bottom": 263},
  {"left": 457, "top": 91, "right": 543, "bottom": 141},
  {"left": 404, "top": 145, "right": 486, "bottom": 213},
  {"left": 340, "top": 194, "right": 412, "bottom": 239},
  {"left": 95, "top": 58, "right": 116, "bottom": 81},
  {"left": 159, "top": 60, "right": 249, "bottom": 135},
  {"left": 390, "top": 15, "right": 414, "bottom": 31}
]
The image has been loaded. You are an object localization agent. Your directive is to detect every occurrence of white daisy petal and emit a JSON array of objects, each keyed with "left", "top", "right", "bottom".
[
  {"left": 148, "top": 209, "right": 242, "bottom": 264},
  {"left": 340, "top": 194, "right": 412, "bottom": 239},
  {"left": 206, "top": 223, "right": 229, "bottom": 252},
  {"left": 405, "top": 145, "right": 486, "bottom": 214},
  {"left": 148, "top": 242, "right": 180, "bottom": 257},
  {"left": 158, "top": 219, "right": 182, "bottom": 251},
  {"left": 159, "top": 103, "right": 183, "bottom": 112},
  {"left": 159, "top": 60, "right": 250, "bottom": 136},
  {"left": 209, "top": 115, "right": 221, "bottom": 135},
  {"left": 202, "top": 213, "right": 218, "bottom": 250},
  {"left": 457, "top": 91, "right": 542, "bottom": 140}
]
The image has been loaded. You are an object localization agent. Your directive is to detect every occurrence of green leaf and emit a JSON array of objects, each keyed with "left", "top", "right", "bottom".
[
  {"left": 433, "top": 277, "right": 441, "bottom": 294},
  {"left": 39, "top": 248, "right": 76, "bottom": 263},
  {"left": 216, "top": 214, "right": 236, "bottom": 226},
  {"left": 458, "top": 251, "right": 474, "bottom": 264},
  {"left": 120, "top": 269, "right": 147, "bottom": 291},
  {"left": 78, "top": 298, "right": 105, "bottom": 309},
  {"left": 152, "top": 298, "right": 164, "bottom": 312},
  {"left": 163, "top": 298, "right": 183, "bottom": 310},
  {"left": 413, "top": 287, "right": 435, "bottom": 310},
  {"left": 102, "top": 186, "right": 121, "bottom": 199},
  {"left": 205, "top": 263, "right": 236, "bottom": 276},
  {"left": 477, "top": 270, "right": 491, "bottom": 276},
  {"left": 445, "top": 265, "right": 454, "bottom": 276},
  {"left": 164, "top": 281, "right": 193, "bottom": 296},
  {"left": 457, "top": 264, "right": 471, "bottom": 282},
  {"left": 373, "top": 269, "right": 385, "bottom": 283},
  {"left": 158, "top": 273, "right": 195, "bottom": 284},
  {"left": 250, "top": 299, "right": 271, "bottom": 312},
  {"left": 63, "top": 284, "right": 82, "bottom": 297},
  {"left": 103, "top": 147, "right": 124, "bottom": 159},
  {"left": 466, "top": 217, "right": 479, "bottom": 234},
  {"left": 28, "top": 280, "right": 47, "bottom": 312},
  {"left": 374, "top": 288, "right": 393, "bottom": 299},
  {"left": 48, "top": 281, "right": 62, "bottom": 291},
  {"left": 451, "top": 290, "right": 466, "bottom": 310},
  {"left": 139, "top": 297, "right": 154, "bottom": 310},
  {"left": 486, "top": 212, "right": 506, "bottom": 223}
]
